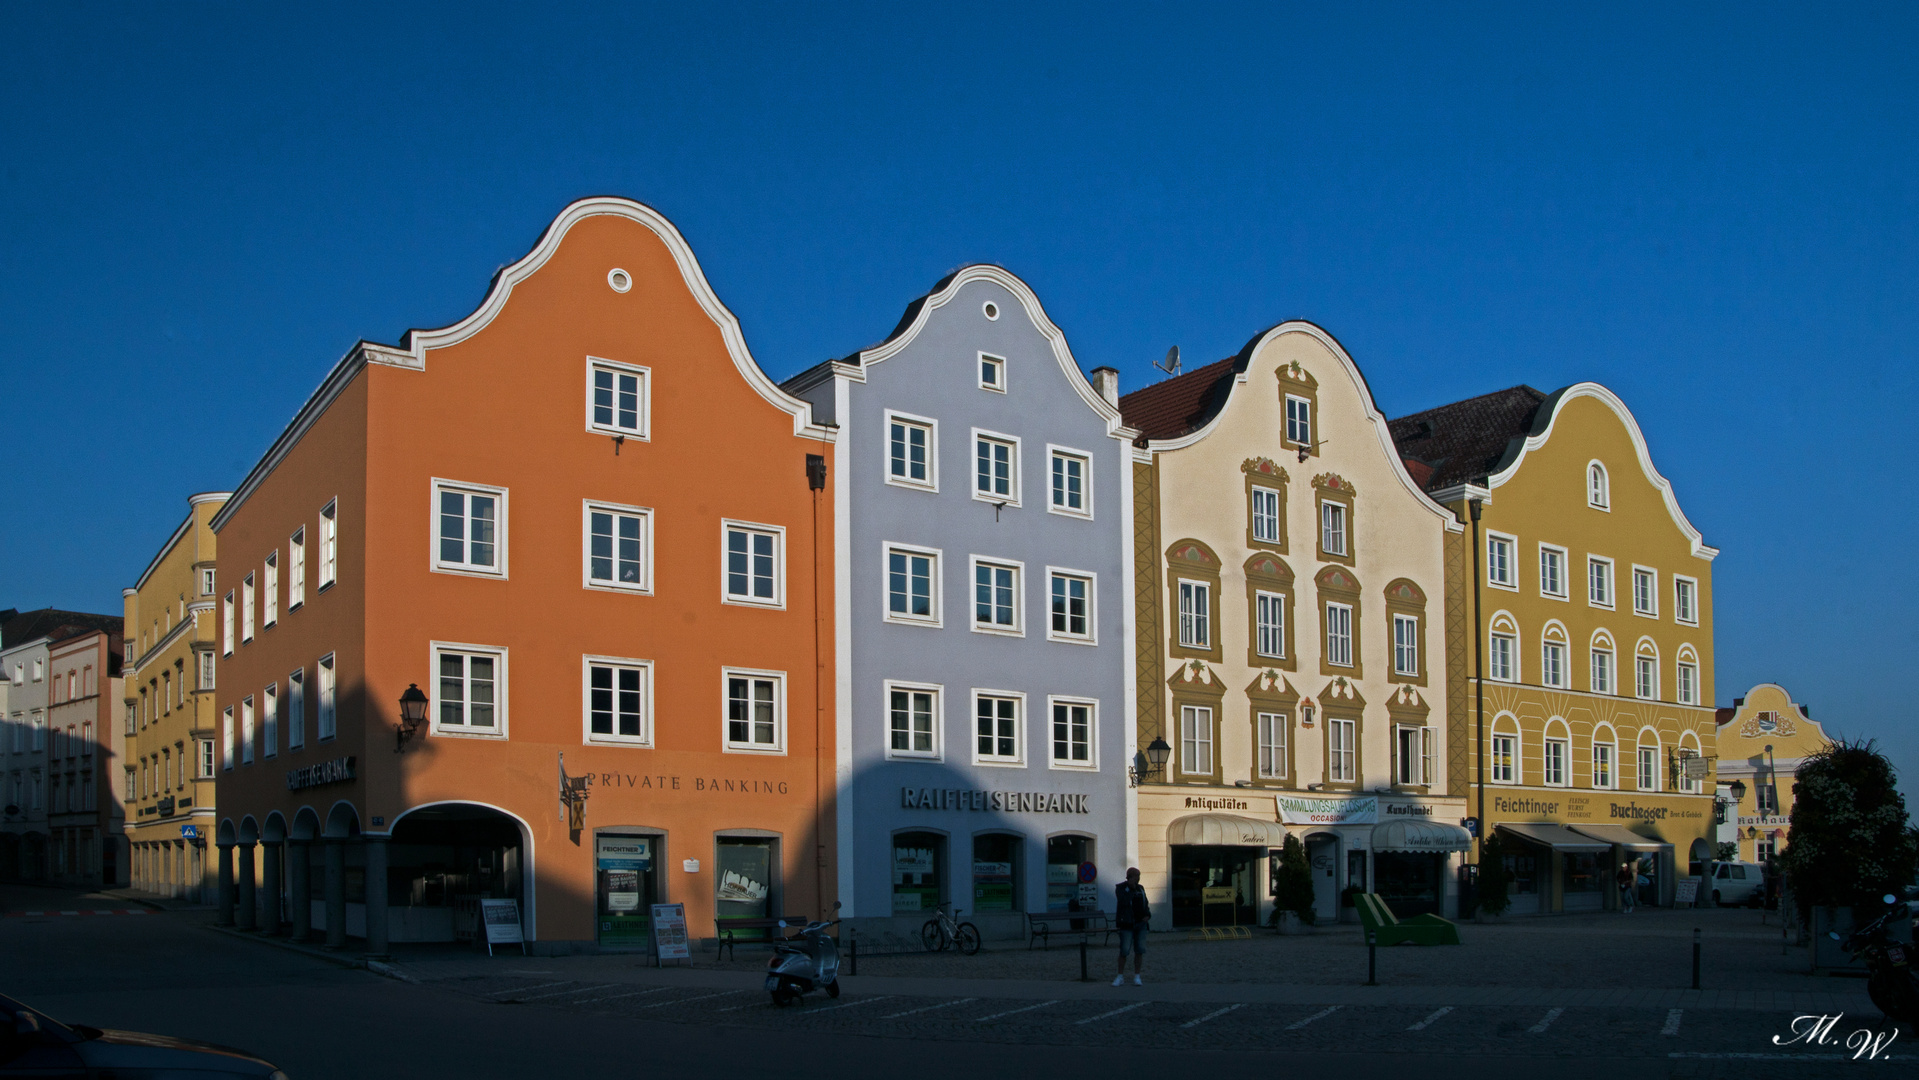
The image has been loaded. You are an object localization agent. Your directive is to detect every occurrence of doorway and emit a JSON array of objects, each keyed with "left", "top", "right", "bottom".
[
  {"left": 1305, "top": 834, "right": 1340, "bottom": 922},
  {"left": 1170, "top": 845, "right": 1258, "bottom": 927},
  {"left": 595, "top": 833, "right": 660, "bottom": 950}
]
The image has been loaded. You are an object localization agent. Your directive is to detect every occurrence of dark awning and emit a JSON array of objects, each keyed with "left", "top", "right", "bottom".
[{"left": 1497, "top": 822, "right": 1611, "bottom": 853}]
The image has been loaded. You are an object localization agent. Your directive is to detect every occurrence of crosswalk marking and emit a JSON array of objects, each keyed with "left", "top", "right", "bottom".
[
  {"left": 1181, "top": 1004, "right": 1245, "bottom": 1028},
  {"left": 640, "top": 990, "right": 743, "bottom": 1009},
  {"left": 1528, "top": 1008, "right": 1565, "bottom": 1033},
  {"left": 1407, "top": 1006, "right": 1453, "bottom": 1031},
  {"left": 572, "top": 986, "right": 674, "bottom": 1005},
  {"left": 1661, "top": 1009, "right": 1683, "bottom": 1036},
  {"left": 1075, "top": 1001, "right": 1148, "bottom": 1025},
  {"left": 809, "top": 995, "right": 893, "bottom": 1014},
  {"left": 975, "top": 999, "right": 1059, "bottom": 1022},
  {"left": 1285, "top": 1005, "right": 1341, "bottom": 1030},
  {"left": 882, "top": 997, "right": 975, "bottom": 1019}
]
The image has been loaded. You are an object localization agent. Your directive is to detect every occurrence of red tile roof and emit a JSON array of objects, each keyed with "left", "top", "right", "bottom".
[
  {"left": 1387, "top": 385, "right": 1549, "bottom": 493},
  {"left": 1116, "top": 356, "right": 1240, "bottom": 443}
]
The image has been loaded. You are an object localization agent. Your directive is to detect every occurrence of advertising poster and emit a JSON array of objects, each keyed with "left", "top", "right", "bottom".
[
  {"left": 972, "top": 860, "right": 1014, "bottom": 912},
  {"left": 651, "top": 902, "right": 690, "bottom": 962},
  {"left": 892, "top": 846, "right": 939, "bottom": 913},
  {"left": 478, "top": 898, "right": 524, "bottom": 955}
]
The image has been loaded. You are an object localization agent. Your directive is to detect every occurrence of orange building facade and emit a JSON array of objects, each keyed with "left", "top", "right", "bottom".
[{"left": 211, "top": 198, "right": 838, "bottom": 953}]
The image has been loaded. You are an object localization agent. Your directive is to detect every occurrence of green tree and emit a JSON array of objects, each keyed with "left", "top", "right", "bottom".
[
  {"left": 1777, "top": 739, "right": 1919, "bottom": 918},
  {"left": 1475, "top": 832, "right": 1511, "bottom": 916},
  {"left": 1272, "top": 834, "right": 1316, "bottom": 925}
]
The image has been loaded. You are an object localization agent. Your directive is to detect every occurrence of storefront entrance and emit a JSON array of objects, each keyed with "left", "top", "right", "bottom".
[
  {"left": 387, "top": 803, "right": 526, "bottom": 942},
  {"left": 1306, "top": 834, "right": 1340, "bottom": 923},
  {"left": 1374, "top": 852, "right": 1443, "bottom": 917},
  {"left": 892, "top": 831, "right": 943, "bottom": 915},
  {"left": 973, "top": 834, "right": 1019, "bottom": 914},
  {"left": 595, "top": 833, "right": 659, "bottom": 950},
  {"left": 1171, "top": 845, "right": 1257, "bottom": 928},
  {"left": 1046, "top": 835, "right": 1095, "bottom": 913},
  {"left": 1562, "top": 852, "right": 1606, "bottom": 911}
]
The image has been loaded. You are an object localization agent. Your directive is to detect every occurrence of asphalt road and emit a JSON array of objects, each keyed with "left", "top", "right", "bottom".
[{"left": 1, "top": 884, "right": 1902, "bottom": 1079}]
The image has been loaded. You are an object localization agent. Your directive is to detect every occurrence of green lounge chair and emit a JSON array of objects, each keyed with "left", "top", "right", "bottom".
[{"left": 1355, "top": 892, "right": 1461, "bottom": 946}]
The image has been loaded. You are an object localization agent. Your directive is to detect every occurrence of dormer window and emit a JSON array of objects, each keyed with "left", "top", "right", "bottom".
[{"left": 1588, "top": 462, "right": 1610, "bottom": 509}]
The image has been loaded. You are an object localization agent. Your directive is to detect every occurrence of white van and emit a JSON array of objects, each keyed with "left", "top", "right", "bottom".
[{"left": 1708, "top": 861, "right": 1767, "bottom": 906}]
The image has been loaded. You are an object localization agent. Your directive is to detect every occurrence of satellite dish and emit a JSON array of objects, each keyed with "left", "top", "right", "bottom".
[{"left": 1156, "top": 345, "right": 1181, "bottom": 376}]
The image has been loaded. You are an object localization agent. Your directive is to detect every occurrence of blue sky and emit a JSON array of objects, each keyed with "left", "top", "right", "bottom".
[{"left": 4, "top": 3, "right": 1915, "bottom": 779}]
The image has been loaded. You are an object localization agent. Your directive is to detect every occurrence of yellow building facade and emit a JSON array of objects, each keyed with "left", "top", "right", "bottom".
[
  {"left": 121, "top": 492, "right": 229, "bottom": 900},
  {"left": 1714, "top": 683, "right": 1832, "bottom": 865},
  {"left": 1391, "top": 385, "right": 1719, "bottom": 912}
]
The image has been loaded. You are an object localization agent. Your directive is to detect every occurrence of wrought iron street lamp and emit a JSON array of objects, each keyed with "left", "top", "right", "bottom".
[
  {"left": 1131, "top": 736, "right": 1171, "bottom": 786},
  {"left": 395, "top": 683, "right": 429, "bottom": 753}
]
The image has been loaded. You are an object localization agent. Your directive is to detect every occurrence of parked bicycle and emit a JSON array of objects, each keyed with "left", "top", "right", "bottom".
[{"left": 920, "top": 902, "right": 981, "bottom": 955}]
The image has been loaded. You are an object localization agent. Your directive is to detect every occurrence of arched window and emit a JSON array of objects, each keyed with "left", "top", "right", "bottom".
[
  {"left": 1588, "top": 461, "right": 1610, "bottom": 509},
  {"left": 1589, "top": 630, "right": 1616, "bottom": 695},
  {"left": 1634, "top": 638, "right": 1660, "bottom": 701},
  {"left": 1542, "top": 717, "right": 1571, "bottom": 787},
  {"left": 1491, "top": 713, "right": 1520, "bottom": 785},
  {"left": 1488, "top": 612, "right": 1519, "bottom": 683},
  {"left": 1677, "top": 732, "right": 1704, "bottom": 794},
  {"left": 1636, "top": 728, "right": 1662, "bottom": 792},
  {"left": 1591, "top": 723, "right": 1617, "bottom": 789},
  {"left": 1541, "top": 621, "right": 1569, "bottom": 688},
  {"left": 1674, "top": 645, "right": 1700, "bottom": 706}
]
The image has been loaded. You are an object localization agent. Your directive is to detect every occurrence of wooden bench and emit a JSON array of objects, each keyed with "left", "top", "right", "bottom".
[
  {"left": 715, "top": 916, "right": 789, "bottom": 961},
  {"left": 1354, "top": 893, "right": 1460, "bottom": 946},
  {"left": 1025, "top": 910, "right": 1118, "bottom": 950}
]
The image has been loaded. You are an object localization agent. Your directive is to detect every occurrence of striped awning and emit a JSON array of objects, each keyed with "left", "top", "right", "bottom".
[
  {"left": 1166, "top": 814, "right": 1288, "bottom": 847},
  {"left": 1371, "top": 818, "right": 1473, "bottom": 853}
]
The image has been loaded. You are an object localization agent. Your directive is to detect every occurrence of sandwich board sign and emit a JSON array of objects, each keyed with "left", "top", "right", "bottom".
[
  {"left": 479, "top": 898, "right": 526, "bottom": 956},
  {"left": 651, "top": 902, "right": 690, "bottom": 965}
]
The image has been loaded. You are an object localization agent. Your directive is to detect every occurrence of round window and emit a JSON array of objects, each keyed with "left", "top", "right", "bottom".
[
  {"left": 982, "top": 301, "right": 999, "bottom": 320},
  {"left": 607, "top": 268, "right": 632, "bottom": 293}
]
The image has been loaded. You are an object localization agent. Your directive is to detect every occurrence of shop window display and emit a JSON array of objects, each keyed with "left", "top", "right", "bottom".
[
  {"left": 716, "top": 836, "right": 775, "bottom": 935},
  {"left": 596, "top": 834, "right": 658, "bottom": 948},
  {"left": 972, "top": 834, "right": 1020, "bottom": 913},
  {"left": 1173, "top": 845, "right": 1257, "bottom": 927},
  {"left": 1373, "top": 852, "right": 1443, "bottom": 917},
  {"left": 893, "top": 832, "right": 944, "bottom": 914},
  {"left": 1562, "top": 852, "right": 1605, "bottom": 912},
  {"left": 1046, "top": 835, "right": 1096, "bottom": 914}
]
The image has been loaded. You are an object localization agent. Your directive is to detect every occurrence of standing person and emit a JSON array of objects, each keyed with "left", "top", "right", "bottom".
[
  {"left": 1113, "top": 867, "right": 1150, "bottom": 986},
  {"left": 1616, "top": 859, "right": 1637, "bottom": 914}
]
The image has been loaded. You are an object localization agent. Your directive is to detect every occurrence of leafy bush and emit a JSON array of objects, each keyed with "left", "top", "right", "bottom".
[
  {"left": 1475, "top": 832, "right": 1511, "bottom": 916},
  {"left": 1713, "top": 842, "right": 1738, "bottom": 862},
  {"left": 1777, "top": 739, "right": 1919, "bottom": 916},
  {"left": 1272, "top": 834, "right": 1316, "bottom": 924}
]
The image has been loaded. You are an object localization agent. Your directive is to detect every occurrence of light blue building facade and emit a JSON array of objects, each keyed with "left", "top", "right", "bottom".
[{"left": 786, "top": 266, "right": 1137, "bottom": 938}]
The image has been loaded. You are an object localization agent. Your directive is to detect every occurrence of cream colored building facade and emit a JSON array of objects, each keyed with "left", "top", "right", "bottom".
[
  {"left": 121, "top": 492, "right": 229, "bottom": 900},
  {"left": 1121, "top": 323, "right": 1468, "bottom": 928},
  {"left": 1715, "top": 683, "right": 1831, "bottom": 867}
]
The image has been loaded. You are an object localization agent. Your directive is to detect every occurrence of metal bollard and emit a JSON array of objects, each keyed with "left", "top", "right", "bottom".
[
  {"left": 1691, "top": 928, "right": 1701, "bottom": 990},
  {"left": 849, "top": 933, "right": 858, "bottom": 977},
  {"left": 1080, "top": 935, "right": 1090, "bottom": 981},
  {"left": 1366, "top": 930, "right": 1378, "bottom": 986}
]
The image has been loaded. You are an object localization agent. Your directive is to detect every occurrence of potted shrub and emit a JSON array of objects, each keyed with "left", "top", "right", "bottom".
[
  {"left": 1474, "top": 833, "right": 1511, "bottom": 922},
  {"left": 1271, "top": 835, "right": 1317, "bottom": 934}
]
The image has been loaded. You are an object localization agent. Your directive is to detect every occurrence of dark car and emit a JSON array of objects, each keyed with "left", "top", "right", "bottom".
[{"left": 1, "top": 994, "right": 287, "bottom": 1078}]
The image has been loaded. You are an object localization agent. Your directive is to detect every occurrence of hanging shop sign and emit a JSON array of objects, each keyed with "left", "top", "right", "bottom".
[
  {"left": 1277, "top": 796, "right": 1377, "bottom": 825},
  {"left": 900, "top": 787, "right": 1091, "bottom": 813},
  {"left": 286, "top": 756, "right": 355, "bottom": 791}
]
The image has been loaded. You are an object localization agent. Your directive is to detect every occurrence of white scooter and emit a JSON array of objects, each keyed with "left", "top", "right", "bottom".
[{"left": 765, "top": 919, "right": 841, "bottom": 1006}]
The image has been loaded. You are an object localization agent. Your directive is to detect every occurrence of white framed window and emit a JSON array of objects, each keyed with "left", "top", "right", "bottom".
[
  {"left": 723, "top": 668, "right": 785, "bottom": 754},
  {"left": 288, "top": 529, "right": 306, "bottom": 610},
  {"left": 1179, "top": 704, "right": 1214, "bottom": 776},
  {"left": 1046, "top": 569, "right": 1095, "bottom": 644},
  {"left": 584, "top": 656, "right": 653, "bottom": 746},
  {"left": 973, "top": 691, "right": 1023, "bottom": 765},
  {"left": 242, "top": 573, "right": 255, "bottom": 643},
  {"left": 222, "top": 593, "right": 234, "bottom": 656},
  {"left": 198, "top": 651, "right": 215, "bottom": 690},
  {"left": 1394, "top": 725, "right": 1429, "bottom": 786},
  {"left": 198, "top": 739, "right": 215, "bottom": 779},
  {"left": 1587, "top": 556, "right": 1614, "bottom": 608},
  {"left": 434, "top": 644, "right": 505, "bottom": 738},
  {"left": 1590, "top": 644, "right": 1615, "bottom": 695},
  {"left": 262, "top": 683, "right": 278, "bottom": 759},
  {"left": 1319, "top": 502, "right": 1348, "bottom": 557},
  {"left": 30, "top": 659, "right": 42, "bottom": 682},
  {"left": 883, "top": 544, "right": 940, "bottom": 626},
  {"left": 1048, "top": 697, "right": 1095, "bottom": 769},
  {"left": 885, "top": 412, "right": 938, "bottom": 492},
  {"left": 1177, "top": 580, "right": 1211, "bottom": 649},
  {"left": 722, "top": 521, "right": 784, "bottom": 608},
  {"left": 240, "top": 696, "right": 255, "bottom": 765},
  {"left": 1325, "top": 602, "right": 1354, "bottom": 667},
  {"left": 200, "top": 567, "right": 216, "bottom": 596},
  {"left": 583, "top": 501, "right": 653, "bottom": 594},
  {"left": 434, "top": 480, "right": 507, "bottom": 577},
  {"left": 317, "top": 654, "right": 336, "bottom": 741},
  {"left": 1541, "top": 640, "right": 1566, "bottom": 688},
  {"left": 1486, "top": 533, "right": 1516, "bottom": 589},
  {"left": 1637, "top": 741, "right": 1660, "bottom": 792},
  {"left": 1328, "top": 717, "right": 1356, "bottom": 782},
  {"left": 1393, "top": 614, "right": 1419, "bottom": 676},
  {"left": 1592, "top": 736, "right": 1615, "bottom": 789},
  {"left": 1673, "top": 576, "right": 1698, "bottom": 625},
  {"left": 319, "top": 499, "right": 338, "bottom": 589},
  {"left": 1588, "top": 461, "right": 1610, "bottom": 509},
  {"left": 287, "top": 668, "right": 305, "bottom": 750},
  {"left": 1047, "top": 446, "right": 1092, "bottom": 518},
  {"left": 973, "top": 430, "right": 1020, "bottom": 505},
  {"left": 1255, "top": 591, "right": 1286, "bottom": 658},
  {"left": 885, "top": 682, "right": 941, "bottom": 760},
  {"left": 1632, "top": 566, "right": 1658, "bottom": 617},
  {"left": 1285, "top": 395, "right": 1311, "bottom": 447},
  {"left": 1488, "top": 632, "right": 1515, "bottom": 682},
  {"left": 1676, "top": 660, "right": 1698, "bottom": 706},
  {"left": 1539, "top": 544, "right": 1567, "bottom": 599},
  {"left": 263, "top": 554, "right": 279, "bottom": 628},
  {"left": 978, "top": 353, "right": 1006, "bottom": 392},
  {"left": 1250, "top": 486, "right": 1281, "bottom": 543},
  {"left": 1635, "top": 655, "right": 1658, "bottom": 700},
  {"left": 1490, "top": 729, "right": 1517, "bottom": 784},
  {"left": 221, "top": 707, "right": 234, "bottom": 770},
  {"left": 1257, "top": 712, "right": 1287, "bottom": 779},
  {"left": 971, "top": 557, "right": 1023, "bottom": 636},
  {"left": 1544, "top": 736, "right": 1569, "bottom": 786},
  {"left": 587, "top": 357, "right": 649, "bottom": 438}
]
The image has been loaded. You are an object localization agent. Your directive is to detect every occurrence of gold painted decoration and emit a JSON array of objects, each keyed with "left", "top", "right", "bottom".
[
  {"left": 1740, "top": 710, "right": 1798, "bottom": 739},
  {"left": 1240, "top": 457, "right": 1289, "bottom": 481},
  {"left": 1311, "top": 472, "right": 1355, "bottom": 494}
]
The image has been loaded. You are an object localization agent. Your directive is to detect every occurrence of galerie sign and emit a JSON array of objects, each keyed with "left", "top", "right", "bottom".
[
  {"left": 1277, "top": 796, "right": 1378, "bottom": 825},
  {"left": 901, "top": 787, "right": 1090, "bottom": 813}
]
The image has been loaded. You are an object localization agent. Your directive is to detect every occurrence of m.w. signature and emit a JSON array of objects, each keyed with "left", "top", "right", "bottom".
[{"left": 1774, "top": 1014, "right": 1899, "bottom": 1060}]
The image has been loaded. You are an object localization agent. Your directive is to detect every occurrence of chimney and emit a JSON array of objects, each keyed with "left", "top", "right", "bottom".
[{"left": 1090, "top": 367, "right": 1119, "bottom": 407}]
